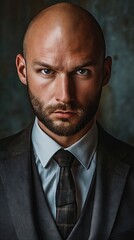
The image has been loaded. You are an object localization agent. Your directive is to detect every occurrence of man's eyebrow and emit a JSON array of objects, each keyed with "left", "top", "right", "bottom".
[
  {"left": 32, "top": 60, "right": 96, "bottom": 70},
  {"left": 74, "top": 60, "right": 96, "bottom": 70},
  {"left": 32, "top": 61, "right": 55, "bottom": 69}
]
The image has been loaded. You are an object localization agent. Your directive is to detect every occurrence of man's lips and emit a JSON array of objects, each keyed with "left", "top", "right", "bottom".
[{"left": 52, "top": 110, "right": 77, "bottom": 118}]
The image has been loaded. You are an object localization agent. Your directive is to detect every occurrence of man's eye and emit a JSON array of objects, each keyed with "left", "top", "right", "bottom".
[
  {"left": 76, "top": 69, "right": 89, "bottom": 75},
  {"left": 41, "top": 69, "right": 54, "bottom": 75}
]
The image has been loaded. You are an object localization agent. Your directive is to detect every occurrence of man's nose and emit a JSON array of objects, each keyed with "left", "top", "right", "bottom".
[{"left": 55, "top": 74, "right": 74, "bottom": 103}]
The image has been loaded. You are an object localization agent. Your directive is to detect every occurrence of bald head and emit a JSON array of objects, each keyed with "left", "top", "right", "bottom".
[{"left": 23, "top": 2, "right": 106, "bottom": 58}]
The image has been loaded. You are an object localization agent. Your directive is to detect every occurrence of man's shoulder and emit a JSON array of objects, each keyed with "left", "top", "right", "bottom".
[
  {"left": 98, "top": 123, "right": 133, "bottom": 147},
  {"left": 0, "top": 124, "right": 33, "bottom": 157},
  {"left": 97, "top": 123, "right": 134, "bottom": 164}
]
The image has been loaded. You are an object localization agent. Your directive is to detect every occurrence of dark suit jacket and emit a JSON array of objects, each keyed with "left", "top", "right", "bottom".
[{"left": 0, "top": 123, "right": 134, "bottom": 240}]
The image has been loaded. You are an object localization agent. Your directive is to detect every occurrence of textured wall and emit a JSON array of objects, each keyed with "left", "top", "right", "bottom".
[{"left": 0, "top": 0, "right": 134, "bottom": 145}]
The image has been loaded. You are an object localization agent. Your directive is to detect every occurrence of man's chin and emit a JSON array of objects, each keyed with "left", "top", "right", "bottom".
[
  {"left": 37, "top": 113, "right": 92, "bottom": 136},
  {"left": 41, "top": 121, "right": 80, "bottom": 136}
]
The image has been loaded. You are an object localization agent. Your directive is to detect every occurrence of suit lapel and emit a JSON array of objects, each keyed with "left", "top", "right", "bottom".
[
  {"left": 89, "top": 125, "right": 130, "bottom": 240},
  {"left": 0, "top": 125, "right": 39, "bottom": 240}
]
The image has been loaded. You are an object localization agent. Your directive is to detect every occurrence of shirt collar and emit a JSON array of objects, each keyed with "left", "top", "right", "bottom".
[
  {"left": 66, "top": 123, "right": 98, "bottom": 169},
  {"left": 32, "top": 118, "right": 98, "bottom": 169}
]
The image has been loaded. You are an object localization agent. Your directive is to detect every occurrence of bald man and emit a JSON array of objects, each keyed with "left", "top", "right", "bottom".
[{"left": 0, "top": 3, "right": 134, "bottom": 240}]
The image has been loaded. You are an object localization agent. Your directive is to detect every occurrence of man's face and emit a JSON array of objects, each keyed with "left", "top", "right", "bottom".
[{"left": 17, "top": 18, "right": 111, "bottom": 139}]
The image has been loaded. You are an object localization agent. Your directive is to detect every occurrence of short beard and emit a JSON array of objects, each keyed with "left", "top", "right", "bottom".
[{"left": 27, "top": 87, "right": 100, "bottom": 136}]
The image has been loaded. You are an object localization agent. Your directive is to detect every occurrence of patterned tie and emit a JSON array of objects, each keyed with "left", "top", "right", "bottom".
[{"left": 53, "top": 149, "right": 77, "bottom": 239}]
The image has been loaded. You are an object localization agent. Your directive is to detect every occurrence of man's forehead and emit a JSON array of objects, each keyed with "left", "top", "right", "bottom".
[{"left": 25, "top": 32, "right": 99, "bottom": 64}]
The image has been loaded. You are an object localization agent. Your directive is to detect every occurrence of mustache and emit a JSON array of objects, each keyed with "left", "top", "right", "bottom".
[{"left": 45, "top": 102, "right": 84, "bottom": 113}]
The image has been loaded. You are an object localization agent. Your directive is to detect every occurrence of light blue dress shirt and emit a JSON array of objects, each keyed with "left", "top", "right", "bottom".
[{"left": 32, "top": 118, "right": 98, "bottom": 218}]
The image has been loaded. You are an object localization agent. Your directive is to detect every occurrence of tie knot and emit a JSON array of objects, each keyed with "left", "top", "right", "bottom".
[{"left": 53, "top": 149, "right": 75, "bottom": 168}]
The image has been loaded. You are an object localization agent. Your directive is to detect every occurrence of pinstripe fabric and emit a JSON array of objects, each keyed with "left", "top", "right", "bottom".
[{"left": 53, "top": 149, "right": 77, "bottom": 239}]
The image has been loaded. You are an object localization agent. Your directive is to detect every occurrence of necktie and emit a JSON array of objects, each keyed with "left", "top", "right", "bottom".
[{"left": 53, "top": 149, "right": 77, "bottom": 239}]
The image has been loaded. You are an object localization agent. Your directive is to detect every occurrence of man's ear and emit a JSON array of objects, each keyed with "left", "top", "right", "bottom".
[
  {"left": 16, "top": 54, "right": 27, "bottom": 85},
  {"left": 102, "top": 56, "right": 112, "bottom": 86}
]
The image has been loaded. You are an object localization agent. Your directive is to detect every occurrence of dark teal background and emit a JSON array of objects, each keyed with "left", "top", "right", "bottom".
[{"left": 0, "top": 0, "right": 134, "bottom": 145}]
